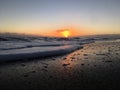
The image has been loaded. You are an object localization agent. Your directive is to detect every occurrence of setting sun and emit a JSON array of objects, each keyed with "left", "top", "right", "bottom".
[{"left": 61, "top": 30, "right": 70, "bottom": 38}]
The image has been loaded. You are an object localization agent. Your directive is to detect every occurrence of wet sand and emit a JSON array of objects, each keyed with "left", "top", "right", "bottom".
[{"left": 0, "top": 40, "right": 120, "bottom": 90}]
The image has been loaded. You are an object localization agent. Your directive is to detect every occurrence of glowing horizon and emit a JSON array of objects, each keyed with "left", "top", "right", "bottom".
[{"left": 0, "top": 0, "right": 120, "bottom": 37}]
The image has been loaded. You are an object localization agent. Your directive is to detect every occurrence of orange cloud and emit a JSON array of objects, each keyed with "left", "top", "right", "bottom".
[
  {"left": 26, "top": 26, "right": 90, "bottom": 37},
  {"left": 56, "top": 29, "right": 71, "bottom": 37},
  {"left": 52, "top": 28, "right": 84, "bottom": 37}
]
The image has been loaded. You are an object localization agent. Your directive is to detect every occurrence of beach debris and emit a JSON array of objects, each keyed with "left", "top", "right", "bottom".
[
  {"left": 63, "top": 57, "right": 67, "bottom": 60},
  {"left": 21, "top": 63, "right": 26, "bottom": 67},
  {"left": 105, "top": 60, "right": 112, "bottom": 62},
  {"left": 43, "top": 66, "right": 48, "bottom": 68},
  {"left": 81, "top": 50, "right": 83, "bottom": 52},
  {"left": 63, "top": 63, "right": 70, "bottom": 67},
  {"left": 116, "top": 53, "right": 119, "bottom": 55},
  {"left": 96, "top": 54, "right": 106, "bottom": 55},
  {"left": 42, "top": 68, "right": 48, "bottom": 72},
  {"left": 31, "top": 70, "right": 36, "bottom": 73},
  {"left": 84, "top": 57, "right": 88, "bottom": 59},
  {"left": 23, "top": 74, "right": 29, "bottom": 77},
  {"left": 94, "top": 65, "right": 96, "bottom": 67},
  {"left": 83, "top": 54, "right": 88, "bottom": 56},
  {"left": 71, "top": 57, "right": 75, "bottom": 60},
  {"left": 81, "top": 64, "right": 84, "bottom": 66}
]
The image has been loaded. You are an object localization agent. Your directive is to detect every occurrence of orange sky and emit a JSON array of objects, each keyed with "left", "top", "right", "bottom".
[
  {"left": 0, "top": 0, "right": 120, "bottom": 37},
  {"left": 26, "top": 27, "right": 89, "bottom": 37}
]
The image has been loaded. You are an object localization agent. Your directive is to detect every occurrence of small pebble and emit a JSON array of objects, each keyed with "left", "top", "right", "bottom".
[
  {"left": 21, "top": 63, "right": 25, "bottom": 67},
  {"left": 63, "top": 63, "right": 70, "bottom": 66},
  {"left": 24, "top": 74, "right": 29, "bottom": 77},
  {"left": 105, "top": 61, "right": 112, "bottom": 62},
  {"left": 31, "top": 71, "right": 36, "bottom": 73},
  {"left": 42, "top": 69, "right": 48, "bottom": 72},
  {"left": 83, "top": 54, "right": 88, "bottom": 56},
  {"left": 44, "top": 66, "right": 48, "bottom": 68}
]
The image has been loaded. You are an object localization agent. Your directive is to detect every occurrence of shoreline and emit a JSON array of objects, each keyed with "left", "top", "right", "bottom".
[
  {"left": 0, "top": 40, "right": 120, "bottom": 90},
  {"left": 0, "top": 45, "right": 83, "bottom": 62}
]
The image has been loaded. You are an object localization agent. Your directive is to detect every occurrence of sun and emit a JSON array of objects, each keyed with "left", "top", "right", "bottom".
[{"left": 62, "top": 30, "right": 70, "bottom": 38}]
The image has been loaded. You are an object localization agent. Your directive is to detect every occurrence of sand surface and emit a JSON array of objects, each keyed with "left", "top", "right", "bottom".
[{"left": 0, "top": 40, "right": 120, "bottom": 90}]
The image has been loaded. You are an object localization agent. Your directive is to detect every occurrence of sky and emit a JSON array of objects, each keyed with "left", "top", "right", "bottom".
[{"left": 0, "top": 0, "right": 120, "bottom": 37}]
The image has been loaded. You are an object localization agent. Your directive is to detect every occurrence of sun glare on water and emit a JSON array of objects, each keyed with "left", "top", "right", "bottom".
[{"left": 62, "top": 30, "right": 70, "bottom": 38}]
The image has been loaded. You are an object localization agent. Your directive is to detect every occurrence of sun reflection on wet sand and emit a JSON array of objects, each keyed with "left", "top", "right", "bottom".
[{"left": 61, "top": 51, "right": 80, "bottom": 68}]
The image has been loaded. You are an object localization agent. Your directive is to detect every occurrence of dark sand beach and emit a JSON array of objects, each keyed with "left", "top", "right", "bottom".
[{"left": 0, "top": 40, "right": 120, "bottom": 90}]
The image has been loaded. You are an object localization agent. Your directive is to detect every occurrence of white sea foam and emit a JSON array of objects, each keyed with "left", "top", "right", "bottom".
[{"left": 0, "top": 34, "right": 96, "bottom": 62}]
